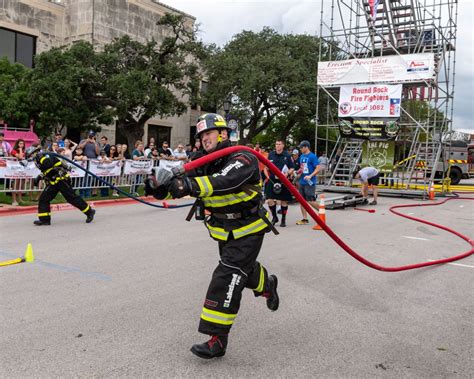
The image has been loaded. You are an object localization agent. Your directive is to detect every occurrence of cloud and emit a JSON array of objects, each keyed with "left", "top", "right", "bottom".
[{"left": 163, "top": 0, "right": 473, "bottom": 130}]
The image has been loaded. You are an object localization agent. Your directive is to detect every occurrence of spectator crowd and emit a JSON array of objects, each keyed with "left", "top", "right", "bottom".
[{"left": 2, "top": 130, "right": 337, "bottom": 218}]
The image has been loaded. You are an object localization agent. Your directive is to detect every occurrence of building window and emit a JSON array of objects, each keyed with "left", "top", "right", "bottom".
[{"left": 0, "top": 28, "right": 36, "bottom": 68}]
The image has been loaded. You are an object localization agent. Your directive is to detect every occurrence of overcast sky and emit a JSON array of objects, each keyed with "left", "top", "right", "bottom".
[{"left": 162, "top": 0, "right": 473, "bottom": 132}]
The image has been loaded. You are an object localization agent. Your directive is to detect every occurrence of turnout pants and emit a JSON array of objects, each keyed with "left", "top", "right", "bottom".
[
  {"left": 199, "top": 233, "right": 269, "bottom": 336},
  {"left": 38, "top": 180, "right": 92, "bottom": 222}
]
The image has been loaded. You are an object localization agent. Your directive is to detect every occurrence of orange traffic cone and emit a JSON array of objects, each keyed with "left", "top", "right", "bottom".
[
  {"left": 429, "top": 184, "right": 435, "bottom": 200},
  {"left": 313, "top": 194, "right": 326, "bottom": 230}
]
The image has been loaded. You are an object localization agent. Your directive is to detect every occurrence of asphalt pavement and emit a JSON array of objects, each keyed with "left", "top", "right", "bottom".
[{"left": 1, "top": 194, "right": 473, "bottom": 377}]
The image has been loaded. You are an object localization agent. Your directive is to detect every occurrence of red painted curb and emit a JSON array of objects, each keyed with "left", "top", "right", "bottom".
[{"left": 0, "top": 196, "right": 164, "bottom": 217}]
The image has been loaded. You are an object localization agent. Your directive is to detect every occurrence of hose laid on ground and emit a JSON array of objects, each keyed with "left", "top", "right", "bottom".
[
  {"left": 50, "top": 154, "right": 193, "bottom": 209},
  {"left": 0, "top": 257, "right": 24, "bottom": 267},
  {"left": 184, "top": 146, "right": 474, "bottom": 272}
]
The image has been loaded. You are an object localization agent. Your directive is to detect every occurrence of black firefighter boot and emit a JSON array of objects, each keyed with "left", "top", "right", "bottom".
[
  {"left": 85, "top": 208, "right": 96, "bottom": 223},
  {"left": 33, "top": 219, "right": 50, "bottom": 226},
  {"left": 262, "top": 274, "right": 279, "bottom": 311},
  {"left": 190, "top": 334, "right": 228, "bottom": 359}
]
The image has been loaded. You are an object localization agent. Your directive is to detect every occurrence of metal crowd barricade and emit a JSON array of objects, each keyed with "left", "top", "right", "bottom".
[{"left": 0, "top": 157, "right": 166, "bottom": 195}]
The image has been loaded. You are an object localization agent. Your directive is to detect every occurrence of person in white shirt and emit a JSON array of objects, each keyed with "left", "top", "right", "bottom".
[
  {"left": 172, "top": 144, "right": 188, "bottom": 161},
  {"left": 355, "top": 166, "right": 380, "bottom": 205}
]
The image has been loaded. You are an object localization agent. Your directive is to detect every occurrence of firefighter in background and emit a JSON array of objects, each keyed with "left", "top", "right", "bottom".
[
  {"left": 145, "top": 113, "right": 279, "bottom": 359},
  {"left": 25, "top": 145, "right": 96, "bottom": 225}
]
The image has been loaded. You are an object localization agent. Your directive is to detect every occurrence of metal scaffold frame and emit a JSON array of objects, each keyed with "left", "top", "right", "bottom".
[{"left": 316, "top": 0, "right": 458, "bottom": 197}]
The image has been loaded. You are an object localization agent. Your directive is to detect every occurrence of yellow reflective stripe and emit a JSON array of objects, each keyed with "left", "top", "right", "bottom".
[
  {"left": 50, "top": 174, "right": 70, "bottom": 185},
  {"left": 40, "top": 156, "right": 47, "bottom": 164},
  {"left": 202, "top": 191, "right": 258, "bottom": 208},
  {"left": 206, "top": 224, "right": 229, "bottom": 241},
  {"left": 200, "top": 307, "right": 237, "bottom": 325},
  {"left": 214, "top": 121, "right": 226, "bottom": 126},
  {"left": 81, "top": 205, "right": 90, "bottom": 213},
  {"left": 165, "top": 193, "right": 173, "bottom": 200},
  {"left": 232, "top": 212, "right": 270, "bottom": 239},
  {"left": 253, "top": 264, "right": 265, "bottom": 293},
  {"left": 38, "top": 212, "right": 50, "bottom": 217},
  {"left": 195, "top": 176, "right": 213, "bottom": 197}
]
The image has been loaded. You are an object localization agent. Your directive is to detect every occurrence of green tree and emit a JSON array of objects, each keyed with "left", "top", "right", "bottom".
[
  {"left": 26, "top": 41, "right": 112, "bottom": 138},
  {"left": 0, "top": 57, "right": 32, "bottom": 129},
  {"left": 97, "top": 14, "right": 204, "bottom": 147},
  {"left": 204, "top": 28, "right": 329, "bottom": 143}
]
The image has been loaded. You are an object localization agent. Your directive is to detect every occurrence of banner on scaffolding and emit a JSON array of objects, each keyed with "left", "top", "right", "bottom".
[
  {"left": 123, "top": 159, "right": 153, "bottom": 175},
  {"left": 361, "top": 140, "right": 395, "bottom": 173},
  {"left": 0, "top": 159, "right": 40, "bottom": 178},
  {"left": 88, "top": 160, "right": 122, "bottom": 177},
  {"left": 338, "top": 118, "right": 400, "bottom": 140},
  {"left": 318, "top": 53, "right": 435, "bottom": 86},
  {"left": 338, "top": 84, "right": 402, "bottom": 118}
]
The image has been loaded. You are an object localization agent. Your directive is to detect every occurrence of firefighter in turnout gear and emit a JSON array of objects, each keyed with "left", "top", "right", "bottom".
[
  {"left": 25, "top": 145, "right": 95, "bottom": 225},
  {"left": 145, "top": 113, "right": 279, "bottom": 359}
]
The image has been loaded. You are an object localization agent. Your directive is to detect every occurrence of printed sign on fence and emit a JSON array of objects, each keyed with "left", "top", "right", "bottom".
[
  {"left": 123, "top": 159, "right": 153, "bottom": 175},
  {"left": 158, "top": 159, "right": 183, "bottom": 172},
  {"left": 88, "top": 160, "right": 122, "bottom": 176},
  {"left": 69, "top": 160, "right": 87, "bottom": 178},
  {"left": 338, "top": 84, "right": 402, "bottom": 118},
  {"left": 0, "top": 159, "right": 41, "bottom": 178}
]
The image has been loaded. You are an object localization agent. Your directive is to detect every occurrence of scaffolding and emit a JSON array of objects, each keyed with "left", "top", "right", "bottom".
[{"left": 316, "top": 0, "right": 458, "bottom": 196}]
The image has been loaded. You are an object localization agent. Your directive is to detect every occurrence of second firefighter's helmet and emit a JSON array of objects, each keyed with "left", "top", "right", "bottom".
[
  {"left": 195, "top": 113, "right": 230, "bottom": 138},
  {"left": 25, "top": 145, "right": 42, "bottom": 160}
]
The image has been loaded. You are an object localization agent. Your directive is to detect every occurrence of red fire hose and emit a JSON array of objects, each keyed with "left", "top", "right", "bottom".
[{"left": 184, "top": 146, "right": 474, "bottom": 272}]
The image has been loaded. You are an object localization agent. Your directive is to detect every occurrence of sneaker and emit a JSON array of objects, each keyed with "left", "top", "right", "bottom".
[
  {"left": 370, "top": 200, "right": 377, "bottom": 206},
  {"left": 296, "top": 219, "right": 309, "bottom": 225},
  {"left": 190, "top": 335, "right": 227, "bottom": 359},
  {"left": 262, "top": 275, "right": 279, "bottom": 311},
  {"left": 33, "top": 220, "right": 51, "bottom": 226},
  {"left": 12, "top": 201, "right": 18, "bottom": 206},
  {"left": 271, "top": 217, "right": 279, "bottom": 225},
  {"left": 112, "top": 192, "right": 119, "bottom": 197},
  {"left": 280, "top": 220, "right": 286, "bottom": 227},
  {"left": 86, "top": 209, "right": 96, "bottom": 223}
]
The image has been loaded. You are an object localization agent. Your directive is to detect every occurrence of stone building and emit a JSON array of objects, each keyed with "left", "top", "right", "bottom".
[{"left": 0, "top": 0, "right": 207, "bottom": 147}]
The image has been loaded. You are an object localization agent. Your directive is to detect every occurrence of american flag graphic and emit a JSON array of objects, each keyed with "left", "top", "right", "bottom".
[{"left": 369, "top": 0, "right": 380, "bottom": 19}]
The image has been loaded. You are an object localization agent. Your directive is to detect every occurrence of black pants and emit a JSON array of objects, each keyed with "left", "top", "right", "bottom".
[
  {"left": 199, "top": 233, "right": 269, "bottom": 336},
  {"left": 38, "top": 180, "right": 91, "bottom": 222}
]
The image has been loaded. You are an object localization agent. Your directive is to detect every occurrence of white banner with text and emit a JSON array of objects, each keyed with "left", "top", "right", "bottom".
[
  {"left": 0, "top": 159, "right": 41, "bottom": 178},
  {"left": 318, "top": 53, "right": 435, "bottom": 86},
  {"left": 123, "top": 160, "right": 153, "bottom": 175},
  {"left": 88, "top": 160, "right": 122, "bottom": 176},
  {"left": 338, "top": 84, "right": 402, "bottom": 118}
]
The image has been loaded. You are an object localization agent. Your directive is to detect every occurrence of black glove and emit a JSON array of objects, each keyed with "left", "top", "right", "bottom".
[
  {"left": 143, "top": 168, "right": 174, "bottom": 197},
  {"left": 169, "top": 176, "right": 193, "bottom": 199},
  {"left": 144, "top": 175, "right": 159, "bottom": 196},
  {"left": 33, "top": 175, "right": 42, "bottom": 187}
]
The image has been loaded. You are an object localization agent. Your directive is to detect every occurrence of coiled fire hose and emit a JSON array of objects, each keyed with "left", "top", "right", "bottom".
[{"left": 183, "top": 146, "right": 474, "bottom": 272}]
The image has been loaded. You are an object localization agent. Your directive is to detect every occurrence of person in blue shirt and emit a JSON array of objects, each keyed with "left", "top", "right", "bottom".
[{"left": 296, "top": 140, "right": 321, "bottom": 225}]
